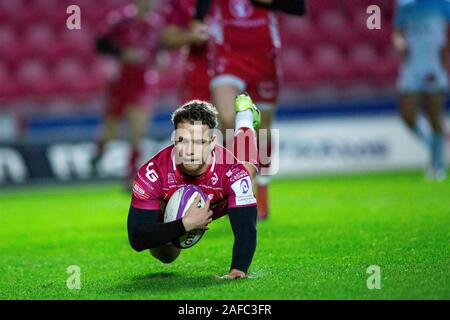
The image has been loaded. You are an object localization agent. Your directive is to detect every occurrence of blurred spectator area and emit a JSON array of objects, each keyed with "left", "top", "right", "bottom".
[{"left": 0, "top": 0, "right": 409, "bottom": 117}]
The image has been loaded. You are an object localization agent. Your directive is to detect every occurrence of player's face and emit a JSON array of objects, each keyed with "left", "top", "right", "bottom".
[{"left": 173, "top": 121, "right": 216, "bottom": 176}]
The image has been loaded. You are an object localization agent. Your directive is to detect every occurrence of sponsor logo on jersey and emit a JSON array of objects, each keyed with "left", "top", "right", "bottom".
[
  {"left": 133, "top": 181, "right": 150, "bottom": 200},
  {"left": 229, "top": 168, "right": 248, "bottom": 182},
  {"left": 167, "top": 172, "right": 176, "bottom": 184}
]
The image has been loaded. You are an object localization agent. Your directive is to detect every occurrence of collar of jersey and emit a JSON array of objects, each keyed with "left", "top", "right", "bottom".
[{"left": 172, "top": 149, "right": 216, "bottom": 184}]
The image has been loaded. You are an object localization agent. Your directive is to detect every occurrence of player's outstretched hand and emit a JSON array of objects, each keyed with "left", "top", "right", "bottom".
[
  {"left": 182, "top": 194, "right": 212, "bottom": 232},
  {"left": 214, "top": 269, "right": 247, "bottom": 280},
  {"left": 188, "top": 20, "right": 209, "bottom": 46}
]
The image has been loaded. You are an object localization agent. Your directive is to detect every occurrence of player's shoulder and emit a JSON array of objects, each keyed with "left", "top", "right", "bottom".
[
  {"left": 213, "top": 147, "right": 255, "bottom": 205},
  {"left": 214, "top": 144, "right": 239, "bottom": 168},
  {"left": 134, "top": 145, "right": 174, "bottom": 197},
  {"left": 138, "top": 144, "right": 174, "bottom": 175},
  {"left": 213, "top": 145, "right": 250, "bottom": 182}
]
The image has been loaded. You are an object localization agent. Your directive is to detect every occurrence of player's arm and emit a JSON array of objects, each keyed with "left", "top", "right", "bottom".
[
  {"left": 128, "top": 195, "right": 212, "bottom": 251},
  {"left": 219, "top": 167, "right": 258, "bottom": 279},
  {"left": 194, "top": 0, "right": 213, "bottom": 22},
  {"left": 96, "top": 37, "right": 142, "bottom": 63},
  {"left": 443, "top": 32, "right": 450, "bottom": 70},
  {"left": 227, "top": 205, "right": 258, "bottom": 277},
  {"left": 392, "top": 28, "right": 408, "bottom": 58},
  {"left": 251, "top": 0, "right": 307, "bottom": 16},
  {"left": 95, "top": 35, "right": 122, "bottom": 57},
  {"left": 160, "top": 23, "right": 208, "bottom": 48},
  {"left": 128, "top": 162, "right": 188, "bottom": 251},
  {"left": 392, "top": 2, "right": 408, "bottom": 60},
  {"left": 127, "top": 206, "right": 187, "bottom": 251},
  {"left": 442, "top": 3, "right": 450, "bottom": 69}
]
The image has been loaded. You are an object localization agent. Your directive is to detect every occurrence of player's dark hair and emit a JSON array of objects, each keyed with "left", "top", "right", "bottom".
[{"left": 171, "top": 100, "right": 218, "bottom": 129}]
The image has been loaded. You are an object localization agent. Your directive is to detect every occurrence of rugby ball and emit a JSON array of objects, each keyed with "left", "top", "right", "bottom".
[{"left": 164, "top": 185, "right": 207, "bottom": 249}]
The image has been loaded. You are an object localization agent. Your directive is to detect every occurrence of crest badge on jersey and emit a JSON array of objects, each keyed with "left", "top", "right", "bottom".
[
  {"left": 211, "top": 172, "right": 219, "bottom": 185},
  {"left": 229, "top": 0, "right": 254, "bottom": 19},
  {"left": 231, "top": 176, "right": 256, "bottom": 206}
]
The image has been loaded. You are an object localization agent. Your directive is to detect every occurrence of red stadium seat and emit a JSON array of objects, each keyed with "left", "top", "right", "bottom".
[
  {"left": 317, "top": 10, "right": 359, "bottom": 48},
  {"left": 348, "top": 42, "right": 380, "bottom": 80},
  {"left": 15, "top": 59, "right": 54, "bottom": 95},
  {"left": 280, "top": 17, "right": 321, "bottom": 50},
  {"left": 53, "top": 58, "right": 88, "bottom": 93},
  {"left": 371, "top": 46, "right": 400, "bottom": 85},
  {"left": 280, "top": 48, "right": 319, "bottom": 88},
  {"left": 32, "top": 0, "right": 59, "bottom": 11},
  {"left": 0, "top": 62, "right": 15, "bottom": 98},
  {"left": 58, "top": 27, "right": 94, "bottom": 56},
  {"left": 312, "top": 44, "right": 354, "bottom": 86},
  {"left": 308, "top": 0, "right": 341, "bottom": 18},
  {"left": 0, "top": 0, "right": 24, "bottom": 15},
  {"left": 352, "top": 10, "right": 392, "bottom": 47},
  {"left": 23, "top": 24, "right": 56, "bottom": 55},
  {"left": 0, "top": 25, "right": 16, "bottom": 55},
  {"left": 0, "top": 62, "right": 8, "bottom": 82},
  {"left": 0, "top": 64, "right": 20, "bottom": 99},
  {"left": 0, "top": 24, "right": 16, "bottom": 44}
]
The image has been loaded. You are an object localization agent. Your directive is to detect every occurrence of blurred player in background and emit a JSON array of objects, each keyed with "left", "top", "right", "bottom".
[
  {"left": 393, "top": 0, "right": 450, "bottom": 181},
  {"left": 160, "top": 0, "right": 212, "bottom": 103},
  {"left": 127, "top": 94, "right": 261, "bottom": 279},
  {"left": 94, "top": 0, "right": 162, "bottom": 186},
  {"left": 195, "top": 0, "right": 306, "bottom": 219}
]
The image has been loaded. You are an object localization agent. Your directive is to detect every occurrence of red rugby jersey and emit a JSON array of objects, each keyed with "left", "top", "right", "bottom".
[{"left": 131, "top": 144, "right": 257, "bottom": 220}]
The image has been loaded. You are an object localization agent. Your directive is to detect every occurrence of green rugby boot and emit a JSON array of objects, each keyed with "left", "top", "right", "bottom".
[{"left": 234, "top": 92, "right": 261, "bottom": 131}]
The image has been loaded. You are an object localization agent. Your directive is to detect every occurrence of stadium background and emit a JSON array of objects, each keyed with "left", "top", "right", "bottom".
[
  {"left": 0, "top": 0, "right": 449, "bottom": 300},
  {"left": 0, "top": 0, "right": 449, "bottom": 182}
]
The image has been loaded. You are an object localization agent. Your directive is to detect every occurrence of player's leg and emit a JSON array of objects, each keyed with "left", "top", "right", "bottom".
[
  {"left": 232, "top": 93, "right": 261, "bottom": 180},
  {"left": 94, "top": 114, "right": 120, "bottom": 170},
  {"left": 255, "top": 105, "right": 275, "bottom": 220},
  {"left": 150, "top": 243, "right": 181, "bottom": 264},
  {"left": 94, "top": 84, "right": 123, "bottom": 171},
  {"left": 399, "top": 93, "right": 432, "bottom": 147},
  {"left": 423, "top": 93, "right": 447, "bottom": 180},
  {"left": 126, "top": 104, "right": 150, "bottom": 179},
  {"left": 211, "top": 75, "right": 246, "bottom": 135}
]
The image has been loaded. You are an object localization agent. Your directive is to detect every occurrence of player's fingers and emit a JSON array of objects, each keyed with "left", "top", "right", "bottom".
[
  {"left": 189, "top": 194, "right": 201, "bottom": 209},
  {"left": 203, "top": 198, "right": 211, "bottom": 211}
]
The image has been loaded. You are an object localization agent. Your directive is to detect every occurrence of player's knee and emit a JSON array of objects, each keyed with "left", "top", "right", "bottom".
[
  {"left": 150, "top": 245, "right": 180, "bottom": 264},
  {"left": 153, "top": 254, "right": 178, "bottom": 264},
  {"left": 400, "top": 111, "right": 415, "bottom": 128}
]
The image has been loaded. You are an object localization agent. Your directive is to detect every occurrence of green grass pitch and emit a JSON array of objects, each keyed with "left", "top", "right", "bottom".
[{"left": 1, "top": 170, "right": 449, "bottom": 299}]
